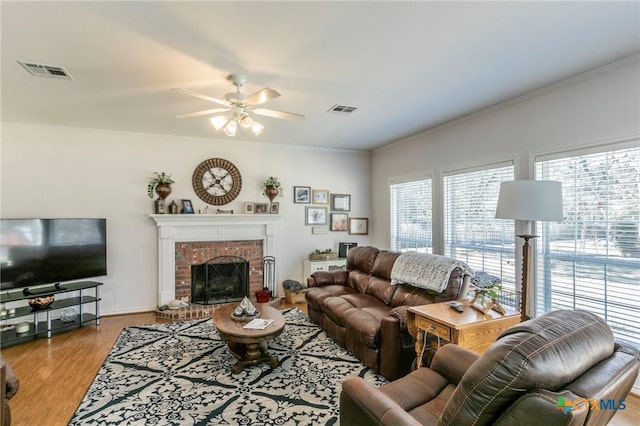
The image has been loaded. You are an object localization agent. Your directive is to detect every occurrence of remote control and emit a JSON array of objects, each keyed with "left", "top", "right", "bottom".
[{"left": 448, "top": 302, "right": 464, "bottom": 313}]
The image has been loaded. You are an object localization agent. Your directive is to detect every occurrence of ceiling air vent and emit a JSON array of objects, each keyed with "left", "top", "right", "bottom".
[
  {"left": 17, "top": 61, "right": 74, "bottom": 80},
  {"left": 328, "top": 104, "right": 357, "bottom": 114}
]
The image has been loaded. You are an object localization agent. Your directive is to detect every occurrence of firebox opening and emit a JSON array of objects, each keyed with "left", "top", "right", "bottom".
[{"left": 191, "top": 256, "right": 249, "bottom": 305}]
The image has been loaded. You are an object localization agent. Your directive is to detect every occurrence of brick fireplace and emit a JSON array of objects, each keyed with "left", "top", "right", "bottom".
[
  {"left": 150, "top": 214, "right": 281, "bottom": 307},
  {"left": 175, "top": 240, "right": 263, "bottom": 302}
]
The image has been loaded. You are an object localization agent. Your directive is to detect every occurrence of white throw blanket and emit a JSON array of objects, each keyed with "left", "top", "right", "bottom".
[{"left": 390, "top": 252, "right": 474, "bottom": 293}]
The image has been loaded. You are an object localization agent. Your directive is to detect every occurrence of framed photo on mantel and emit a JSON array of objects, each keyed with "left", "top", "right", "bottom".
[{"left": 181, "top": 199, "right": 194, "bottom": 214}]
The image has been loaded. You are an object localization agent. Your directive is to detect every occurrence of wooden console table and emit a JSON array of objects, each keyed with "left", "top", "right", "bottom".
[{"left": 408, "top": 301, "right": 520, "bottom": 368}]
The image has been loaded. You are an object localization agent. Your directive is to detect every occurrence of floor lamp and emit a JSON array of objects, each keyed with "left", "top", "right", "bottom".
[{"left": 495, "top": 180, "right": 563, "bottom": 322}]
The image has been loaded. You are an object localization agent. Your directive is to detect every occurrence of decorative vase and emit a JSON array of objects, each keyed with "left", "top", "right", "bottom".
[
  {"left": 265, "top": 185, "right": 279, "bottom": 202},
  {"left": 155, "top": 183, "right": 172, "bottom": 200},
  {"left": 255, "top": 289, "right": 271, "bottom": 303}
]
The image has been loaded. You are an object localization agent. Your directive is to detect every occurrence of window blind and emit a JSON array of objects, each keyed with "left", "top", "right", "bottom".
[
  {"left": 390, "top": 177, "right": 432, "bottom": 253},
  {"left": 444, "top": 163, "right": 516, "bottom": 307},
  {"left": 535, "top": 145, "right": 640, "bottom": 346}
]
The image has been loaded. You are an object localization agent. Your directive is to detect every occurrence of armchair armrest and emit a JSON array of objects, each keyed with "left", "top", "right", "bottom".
[
  {"left": 387, "top": 305, "right": 409, "bottom": 332},
  {"left": 430, "top": 344, "right": 479, "bottom": 385},
  {"left": 340, "top": 376, "right": 423, "bottom": 426},
  {"left": 307, "top": 270, "right": 349, "bottom": 288}
]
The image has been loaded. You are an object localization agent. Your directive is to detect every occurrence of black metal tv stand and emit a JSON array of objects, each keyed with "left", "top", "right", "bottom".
[{"left": 1, "top": 281, "right": 102, "bottom": 348}]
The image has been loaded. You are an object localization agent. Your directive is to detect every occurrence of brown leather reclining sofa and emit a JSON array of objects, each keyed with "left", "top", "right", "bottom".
[{"left": 305, "top": 246, "right": 471, "bottom": 380}]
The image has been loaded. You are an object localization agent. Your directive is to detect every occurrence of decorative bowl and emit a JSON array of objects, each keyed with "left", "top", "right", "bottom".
[
  {"left": 60, "top": 308, "right": 77, "bottom": 322},
  {"left": 28, "top": 294, "right": 55, "bottom": 310}
]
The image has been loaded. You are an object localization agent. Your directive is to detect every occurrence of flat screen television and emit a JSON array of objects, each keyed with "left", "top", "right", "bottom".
[{"left": 0, "top": 218, "right": 107, "bottom": 292}]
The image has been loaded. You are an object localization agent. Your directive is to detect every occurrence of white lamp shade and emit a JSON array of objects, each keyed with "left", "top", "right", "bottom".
[{"left": 495, "top": 180, "right": 564, "bottom": 222}]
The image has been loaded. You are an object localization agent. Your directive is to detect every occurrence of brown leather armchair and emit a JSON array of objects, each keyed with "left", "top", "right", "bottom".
[
  {"left": 340, "top": 310, "right": 640, "bottom": 426},
  {"left": 1, "top": 355, "right": 19, "bottom": 426}
]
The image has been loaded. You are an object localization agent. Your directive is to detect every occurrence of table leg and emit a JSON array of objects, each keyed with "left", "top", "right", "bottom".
[
  {"left": 415, "top": 329, "right": 424, "bottom": 369},
  {"left": 246, "top": 342, "right": 261, "bottom": 361},
  {"left": 226, "top": 340, "right": 279, "bottom": 374}
]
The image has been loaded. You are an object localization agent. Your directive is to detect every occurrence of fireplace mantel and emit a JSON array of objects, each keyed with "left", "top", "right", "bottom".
[{"left": 150, "top": 214, "right": 282, "bottom": 306}]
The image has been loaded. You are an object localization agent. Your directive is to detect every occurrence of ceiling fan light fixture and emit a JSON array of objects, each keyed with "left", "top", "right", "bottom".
[
  {"left": 210, "top": 115, "right": 228, "bottom": 131},
  {"left": 223, "top": 120, "right": 237, "bottom": 136},
  {"left": 239, "top": 113, "right": 253, "bottom": 128},
  {"left": 251, "top": 120, "right": 264, "bottom": 136},
  {"left": 175, "top": 73, "right": 304, "bottom": 138}
]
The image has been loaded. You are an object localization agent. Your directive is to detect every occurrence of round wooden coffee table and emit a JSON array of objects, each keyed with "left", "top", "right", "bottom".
[{"left": 213, "top": 303, "right": 286, "bottom": 374}]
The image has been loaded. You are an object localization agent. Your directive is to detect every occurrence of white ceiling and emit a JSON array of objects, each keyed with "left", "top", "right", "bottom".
[{"left": 2, "top": 1, "right": 639, "bottom": 151}]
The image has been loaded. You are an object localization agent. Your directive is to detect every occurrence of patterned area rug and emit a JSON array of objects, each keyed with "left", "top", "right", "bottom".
[{"left": 70, "top": 308, "right": 387, "bottom": 425}]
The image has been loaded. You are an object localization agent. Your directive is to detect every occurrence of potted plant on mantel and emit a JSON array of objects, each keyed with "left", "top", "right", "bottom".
[
  {"left": 263, "top": 176, "right": 281, "bottom": 202},
  {"left": 147, "top": 172, "right": 175, "bottom": 199}
]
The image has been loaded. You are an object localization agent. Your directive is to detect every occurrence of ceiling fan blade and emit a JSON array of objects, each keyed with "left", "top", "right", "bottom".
[
  {"left": 253, "top": 108, "right": 305, "bottom": 121},
  {"left": 176, "top": 108, "right": 229, "bottom": 119},
  {"left": 172, "top": 88, "right": 229, "bottom": 106},
  {"left": 245, "top": 88, "right": 281, "bottom": 105}
]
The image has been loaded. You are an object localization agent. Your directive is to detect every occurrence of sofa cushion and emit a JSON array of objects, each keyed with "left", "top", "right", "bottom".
[
  {"left": 343, "top": 308, "right": 382, "bottom": 348},
  {"left": 372, "top": 250, "right": 401, "bottom": 280},
  {"left": 365, "top": 276, "right": 397, "bottom": 305},
  {"left": 349, "top": 270, "right": 371, "bottom": 293},
  {"left": 342, "top": 293, "right": 390, "bottom": 311},
  {"left": 389, "top": 284, "right": 439, "bottom": 308},
  {"left": 305, "top": 285, "right": 358, "bottom": 310},
  {"left": 324, "top": 296, "right": 357, "bottom": 327},
  {"left": 347, "top": 246, "right": 379, "bottom": 274}
]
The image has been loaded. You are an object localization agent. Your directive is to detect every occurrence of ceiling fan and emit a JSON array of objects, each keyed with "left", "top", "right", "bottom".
[{"left": 173, "top": 74, "right": 304, "bottom": 136}]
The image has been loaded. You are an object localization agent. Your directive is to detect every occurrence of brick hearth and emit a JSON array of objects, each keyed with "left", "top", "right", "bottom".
[{"left": 156, "top": 298, "right": 283, "bottom": 321}]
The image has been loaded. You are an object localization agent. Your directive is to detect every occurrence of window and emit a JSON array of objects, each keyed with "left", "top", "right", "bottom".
[
  {"left": 444, "top": 163, "right": 516, "bottom": 307},
  {"left": 390, "top": 177, "right": 432, "bottom": 253},
  {"left": 535, "top": 145, "right": 640, "bottom": 346}
]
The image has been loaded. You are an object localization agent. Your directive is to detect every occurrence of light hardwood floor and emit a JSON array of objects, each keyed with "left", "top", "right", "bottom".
[{"left": 1, "top": 302, "right": 638, "bottom": 426}]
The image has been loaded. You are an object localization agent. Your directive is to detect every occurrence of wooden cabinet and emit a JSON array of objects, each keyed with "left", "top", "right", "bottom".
[
  {"left": 302, "top": 258, "right": 347, "bottom": 280},
  {"left": 0, "top": 281, "right": 102, "bottom": 348},
  {"left": 408, "top": 301, "right": 520, "bottom": 368}
]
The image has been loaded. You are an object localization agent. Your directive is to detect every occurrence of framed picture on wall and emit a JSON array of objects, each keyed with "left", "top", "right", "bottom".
[
  {"left": 349, "top": 217, "right": 368, "bottom": 235},
  {"left": 270, "top": 202, "right": 280, "bottom": 214},
  {"left": 244, "top": 202, "right": 255, "bottom": 214},
  {"left": 306, "top": 206, "right": 327, "bottom": 225},
  {"left": 293, "top": 186, "right": 311, "bottom": 203},
  {"left": 331, "top": 194, "right": 351, "bottom": 211},
  {"left": 312, "top": 189, "right": 330, "bottom": 205},
  {"left": 330, "top": 213, "right": 348, "bottom": 231}
]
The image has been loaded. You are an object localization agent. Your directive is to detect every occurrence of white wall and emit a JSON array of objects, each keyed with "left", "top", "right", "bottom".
[
  {"left": 0, "top": 123, "right": 372, "bottom": 314},
  {"left": 371, "top": 56, "right": 639, "bottom": 250},
  {"left": 370, "top": 56, "right": 640, "bottom": 395}
]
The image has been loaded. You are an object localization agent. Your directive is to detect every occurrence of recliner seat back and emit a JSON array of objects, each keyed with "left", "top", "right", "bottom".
[{"left": 440, "top": 310, "right": 632, "bottom": 425}]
